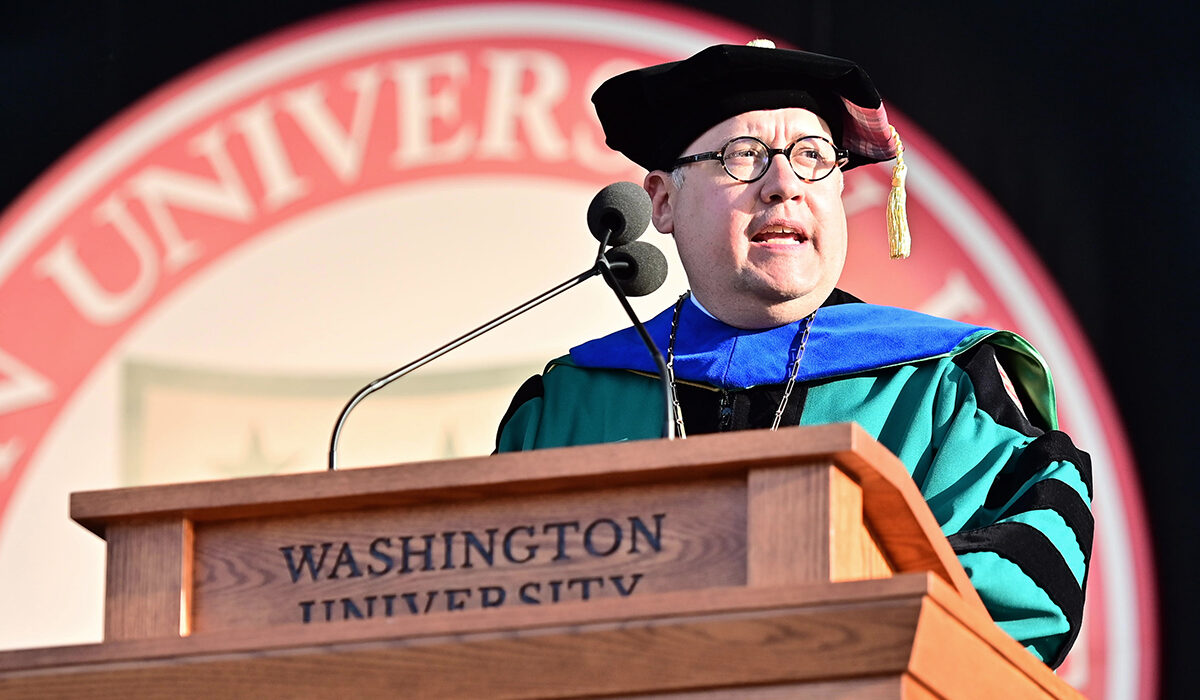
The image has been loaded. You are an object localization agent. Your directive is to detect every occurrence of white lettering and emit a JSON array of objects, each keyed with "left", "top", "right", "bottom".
[
  {"left": 842, "top": 170, "right": 889, "bottom": 217},
  {"left": 920, "top": 270, "right": 987, "bottom": 320},
  {"left": 477, "top": 50, "right": 568, "bottom": 161},
  {"left": 392, "top": 52, "right": 475, "bottom": 168},
  {"left": 282, "top": 65, "right": 385, "bottom": 183},
  {"left": 128, "top": 124, "right": 251, "bottom": 268},
  {"left": 229, "top": 98, "right": 310, "bottom": 210},
  {"left": 0, "top": 347, "right": 54, "bottom": 415},
  {"left": 34, "top": 193, "right": 160, "bottom": 324}
]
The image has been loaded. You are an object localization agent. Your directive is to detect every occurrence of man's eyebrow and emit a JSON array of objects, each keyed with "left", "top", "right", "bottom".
[{"left": 732, "top": 132, "right": 829, "bottom": 143}]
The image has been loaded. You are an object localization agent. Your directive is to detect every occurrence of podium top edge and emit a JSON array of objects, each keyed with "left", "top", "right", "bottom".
[{"left": 70, "top": 423, "right": 893, "bottom": 533}]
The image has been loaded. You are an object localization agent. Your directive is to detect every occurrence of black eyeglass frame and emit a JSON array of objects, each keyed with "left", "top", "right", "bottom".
[{"left": 670, "top": 134, "right": 850, "bottom": 183}]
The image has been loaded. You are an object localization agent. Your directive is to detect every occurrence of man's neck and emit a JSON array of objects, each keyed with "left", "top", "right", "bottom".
[{"left": 687, "top": 293, "right": 719, "bottom": 320}]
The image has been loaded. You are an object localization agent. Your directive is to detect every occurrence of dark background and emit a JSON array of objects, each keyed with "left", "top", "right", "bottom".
[{"left": 3, "top": 1, "right": 1195, "bottom": 695}]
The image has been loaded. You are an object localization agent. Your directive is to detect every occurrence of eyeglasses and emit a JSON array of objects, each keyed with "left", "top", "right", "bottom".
[{"left": 671, "top": 135, "right": 849, "bottom": 183}]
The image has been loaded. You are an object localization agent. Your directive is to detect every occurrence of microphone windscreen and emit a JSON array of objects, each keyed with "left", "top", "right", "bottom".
[
  {"left": 604, "top": 241, "right": 668, "bottom": 297},
  {"left": 587, "top": 181, "right": 651, "bottom": 247}
]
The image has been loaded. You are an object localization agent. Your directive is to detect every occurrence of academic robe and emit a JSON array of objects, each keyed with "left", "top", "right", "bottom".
[{"left": 496, "top": 291, "right": 1092, "bottom": 668}]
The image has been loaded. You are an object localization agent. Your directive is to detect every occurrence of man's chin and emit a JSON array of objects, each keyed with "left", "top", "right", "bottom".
[
  {"left": 715, "top": 285, "right": 826, "bottom": 326},
  {"left": 740, "top": 275, "right": 826, "bottom": 305}
]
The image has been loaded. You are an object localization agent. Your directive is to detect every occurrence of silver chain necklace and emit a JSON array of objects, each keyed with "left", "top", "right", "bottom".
[{"left": 665, "top": 293, "right": 817, "bottom": 438}]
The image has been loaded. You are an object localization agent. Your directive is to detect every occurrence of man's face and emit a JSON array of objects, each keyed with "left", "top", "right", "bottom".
[{"left": 645, "top": 108, "right": 847, "bottom": 328}]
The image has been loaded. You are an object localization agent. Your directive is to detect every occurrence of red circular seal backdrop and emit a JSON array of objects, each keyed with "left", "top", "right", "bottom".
[{"left": 0, "top": 2, "right": 1155, "bottom": 696}]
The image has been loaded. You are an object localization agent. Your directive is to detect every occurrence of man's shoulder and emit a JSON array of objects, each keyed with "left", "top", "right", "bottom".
[
  {"left": 563, "top": 291, "right": 1011, "bottom": 387},
  {"left": 803, "top": 302, "right": 997, "bottom": 378},
  {"left": 817, "top": 298, "right": 981, "bottom": 335}
]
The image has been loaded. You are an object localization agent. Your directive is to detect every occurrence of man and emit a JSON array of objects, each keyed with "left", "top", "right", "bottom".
[{"left": 496, "top": 43, "right": 1091, "bottom": 668}]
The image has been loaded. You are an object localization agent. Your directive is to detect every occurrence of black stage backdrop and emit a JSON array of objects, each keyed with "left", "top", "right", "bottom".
[{"left": 2, "top": 1, "right": 1196, "bottom": 695}]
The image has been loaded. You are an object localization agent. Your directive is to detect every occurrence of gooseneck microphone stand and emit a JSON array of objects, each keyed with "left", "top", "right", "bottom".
[
  {"left": 327, "top": 229, "right": 675, "bottom": 472},
  {"left": 593, "top": 249, "right": 674, "bottom": 440}
]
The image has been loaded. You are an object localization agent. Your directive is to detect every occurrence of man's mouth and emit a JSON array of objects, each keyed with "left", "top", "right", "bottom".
[{"left": 752, "top": 224, "right": 806, "bottom": 245}]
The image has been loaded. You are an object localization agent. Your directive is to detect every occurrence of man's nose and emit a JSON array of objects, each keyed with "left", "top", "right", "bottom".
[{"left": 759, "top": 154, "right": 806, "bottom": 202}]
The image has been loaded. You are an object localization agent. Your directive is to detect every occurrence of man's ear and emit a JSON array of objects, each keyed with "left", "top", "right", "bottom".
[{"left": 643, "top": 170, "right": 675, "bottom": 234}]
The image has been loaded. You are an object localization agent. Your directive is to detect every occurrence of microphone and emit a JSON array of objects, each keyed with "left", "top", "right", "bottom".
[
  {"left": 587, "top": 184, "right": 673, "bottom": 438},
  {"left": 595, "top": 239, "right": 674, "bottom": 441},
  {"left": 327, "top": 183, "right": 662, "bottom": 470},
  {"left": 327, "top": 182, "right": 669, "bottom": 470},
  {"left": 587, "top": 181, "right": 652, "bottom": 247},
  {"left": 604, "top": 241, "right": 668, "bottom": 296}
]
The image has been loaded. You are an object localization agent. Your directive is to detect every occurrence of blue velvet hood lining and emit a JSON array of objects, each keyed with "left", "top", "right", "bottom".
[{"left": 569, "top": 300, "right": 991, "bottom": 389}]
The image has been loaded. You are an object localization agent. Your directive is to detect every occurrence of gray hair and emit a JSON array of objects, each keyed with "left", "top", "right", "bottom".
[{"left": 670, "top": 167, "right": 686, "bottom": 189}]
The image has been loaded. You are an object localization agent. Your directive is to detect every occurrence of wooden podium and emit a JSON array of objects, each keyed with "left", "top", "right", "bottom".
[{"left": 0, "top": 424, "right": 1079, "bottom": 698}]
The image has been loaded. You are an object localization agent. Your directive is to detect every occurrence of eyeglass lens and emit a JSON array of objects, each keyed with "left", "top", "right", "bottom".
[{"left": 721, "top": 136, "right": 840, "bottom": 182}]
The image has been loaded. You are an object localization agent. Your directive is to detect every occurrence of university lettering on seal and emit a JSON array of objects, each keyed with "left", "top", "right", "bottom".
[{"left": 0, "top": 3, "right": 1153, "bottom": 694}]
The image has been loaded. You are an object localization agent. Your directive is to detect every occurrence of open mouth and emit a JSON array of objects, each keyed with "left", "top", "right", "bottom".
[{"left": 751, "top": 224, "right": 807, "bottom": 245}]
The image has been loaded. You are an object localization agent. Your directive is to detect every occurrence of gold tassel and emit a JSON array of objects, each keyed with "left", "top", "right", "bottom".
[{"left": 886, "top": 126, "right": 911, "bottom": 259}]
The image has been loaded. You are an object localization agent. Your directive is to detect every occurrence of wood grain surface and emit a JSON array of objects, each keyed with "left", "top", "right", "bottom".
[
  {"left": 4, "top": 425, "right": 1081, "bottom": 696},
  {"left": 192, "top": 478, "right": 746, "bottom": 632},
  {"left": 0, "top": 573, "right": 1080, "bottom": 699},
  {"left": 103, "top": 518, "right": 192, "bottom": 640},
  {"left": 72, "top": 425, "right": 981, "bottom": 609}
]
